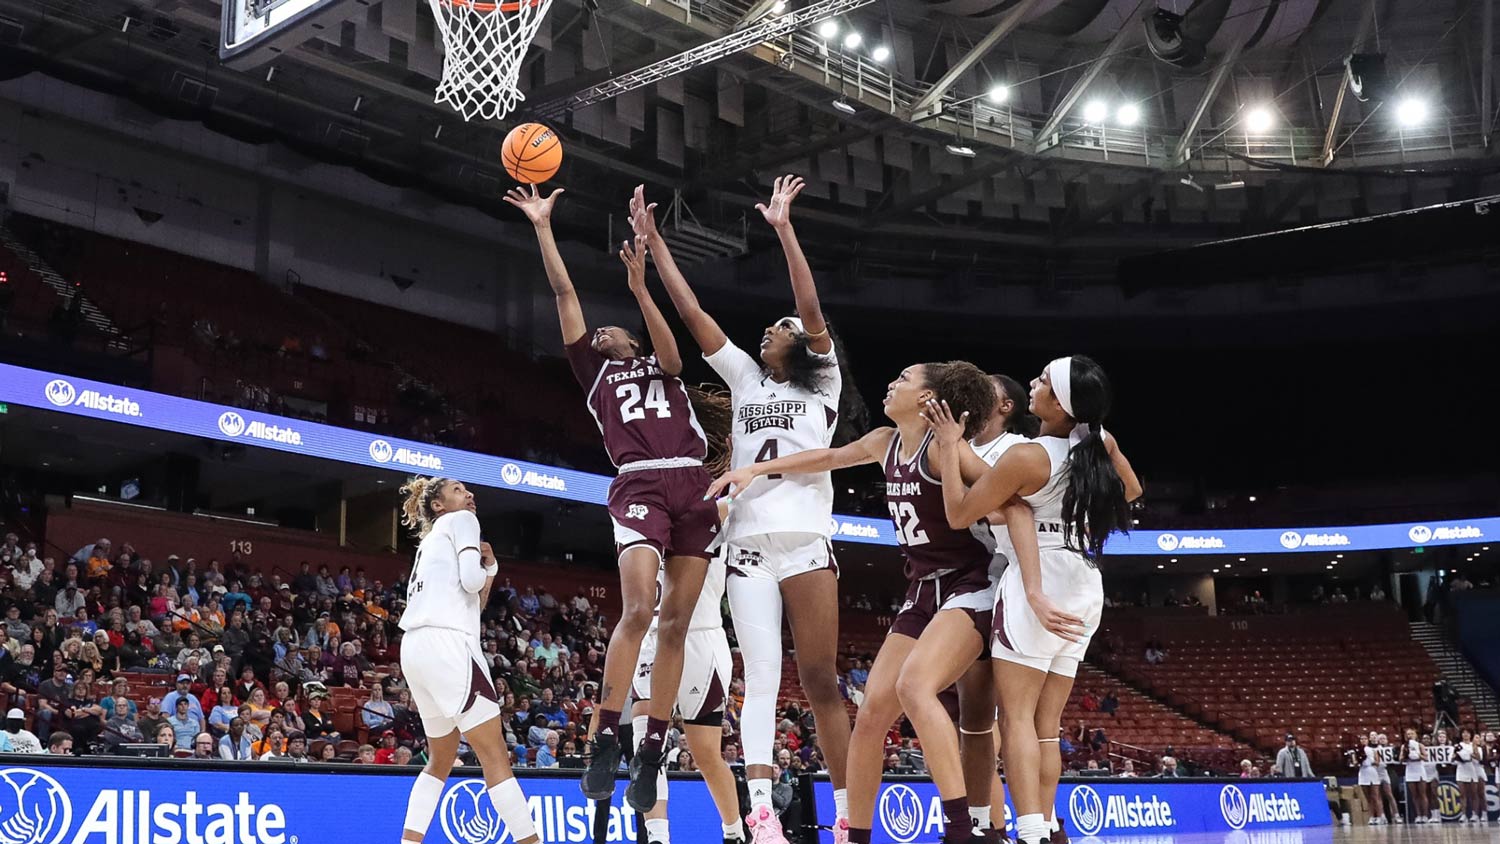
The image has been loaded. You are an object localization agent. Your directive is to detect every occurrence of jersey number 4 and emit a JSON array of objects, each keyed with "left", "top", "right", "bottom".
[
  {"left": 888, "top": 501, "right": 930, "bottom": 546},
  {"left": 755, "top": 438, "right": 783, "bottom": 480},
  {"left": 618, "top": 380, "right": 672, "bottom": 423}
]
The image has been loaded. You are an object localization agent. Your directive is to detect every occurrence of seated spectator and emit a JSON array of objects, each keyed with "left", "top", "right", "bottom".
[
  {"left": 167, "top": 698, "right": 202, "bottom": 750},
  {"left": 209, "top": 686, "right": 239, "bottom": 736},
  {"left": 1157, "top": 756, "right": 1181, "bottom": 777},
  {"left": 34, "top": 662, "right": 72, "bottom": 740},
  {"left": 317, "top": 742, "right": 339, "bottom": 763},
  {"left": 3, "top": 707, "right": 42, "bottom": 753},
  {"left": 1099, "top": 691, "right": 1119, "bottom": 717},
  {"left": 218, "top": 717, "right": 254, "bottom": 760},
  {"left": 362, "top": 684, "right": 394, "bottom": 731},
  {"left": 373, "top": 730, "right": 400, "bottom": 764},
  {"left": 192, "top": 732, "right": 217, "bottom": 760},
  {"left": 301, "top": 693, "right": 337, "bottom": 741},
  {"left": 176, "top": 632, "right": 210, "bottom": 671},
  {"left": 284, "top": 732, "right": 310, "bottom": 763},
  {"left": 1144, "top": 641, "right": 1166, "bottom": 664},
  {"left": 48, "top": 730, "right": 75, "bottom": 756},
  {"left": 153, "top": 723, "right": 176, "bottom": 752},
  {"left": 161, "top": 674, "right": 204, "bottom": 721},
  {"left": 137, "top": 697, "right": 168, "bottom": 741},
  {"left": 1118, "top": 759, "right": 1138, "bottom": 777},
  {"left": 1240, "top": 759, "right": 1255, "bottom": 778},
  {"left": 536, "top": 730, "right": 560, "bottom": 768},
  {"left": 356, "top": 744, "right": 377, "bottom": 764},
  {"left": 255, "top": 726, "right": 288, "bottom": 760},
  {"left": 232, "top": 666, "right": 263, "bottom": 704},
  {"left": 245, "top": 688, "right": 274, "bottom": 732},
  {"left": 535, "top": 688, "right": 567, "bottom": 727},
  {"left": 59, "top": 680, "right": 105, "bottom": 748},
  {"left": 1080, "top": 691, "right": 1098, "bottom": 712},
  {"left": 326, "top": 641, "right": 364, "bottom": 687}
]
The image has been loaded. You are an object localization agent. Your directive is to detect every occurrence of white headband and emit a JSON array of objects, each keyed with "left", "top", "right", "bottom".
[
  {"left": 779, "top": 316, "right": 807, "bottom": 335},
  {"left": 1048, "top": 356, "right": 1096, "bottom": 447}
]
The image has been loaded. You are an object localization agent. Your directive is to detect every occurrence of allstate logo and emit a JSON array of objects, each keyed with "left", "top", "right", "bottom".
[
  {"left": 0, "top": 767, "right": 72, "bottom": 844},
  {"left": 1156, "top": 533, "right": 1179, "bottom": 552},
  {"left": 501, "top": 463, "right": 523, "bottom": 485},
  {"left": 1408, "top": 525, "right": 1432, "bottom": 543},
  {"left": 43, "top": 380, "right": 75, "bottom": 407},
  {"left": 1279, "top": 531, "right": 1302, "bottom": 550},
  {"left": 1220, "top": 784, "right": 1249, "bottom": 829},
  {"left": 1069, "top": 785, "right": 1105, "bottom": 836},
  {"left": 877, "top": 784, "right": 924, "bottom": 843},
  {"left": 217, "top": 411, "right": 246, "bottom": 437},
  {"left": 369, "top": 439, "right": 394, "bottom": 463},
  {"left": 439, "top": 779, "right": 512, "bottom": 843}
]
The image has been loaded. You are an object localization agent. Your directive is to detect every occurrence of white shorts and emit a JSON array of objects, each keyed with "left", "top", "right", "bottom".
[
  {"left": 722, "top": 532, "right": 835, "bottom": 582},
  {"left": 1358, "top": 768, "right": 1381, "bottom": 787},
  {"left": 631, "top": 626, "right": 732, "bottom": 726},
  {"left": 1422, "top": 762, "right": 1438, "bottom": 782},
  {"left": 991, "top": 548, "right": 1101, "bottom": 676},
  {"left": 1404, "top": 762, "right": 1425, "bottom": 783},
  {"left": 401, "top": 627, "right": 500, "bottom": 739},
  {"left": 1379, "top": 765, "right": 1391, "bottom": 784},
  {"left": 1456, "top": 761, "right": 1480, "bottom": 783}
]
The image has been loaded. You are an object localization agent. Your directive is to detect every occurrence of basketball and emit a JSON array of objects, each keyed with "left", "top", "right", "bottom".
[{"left": 502, "top": 122, "right": 563, "bottom": 184}]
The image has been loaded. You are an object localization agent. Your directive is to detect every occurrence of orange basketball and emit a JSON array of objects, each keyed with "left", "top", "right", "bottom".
[{"left": 502, "top": 122, "right": 563, "bottom": 184}]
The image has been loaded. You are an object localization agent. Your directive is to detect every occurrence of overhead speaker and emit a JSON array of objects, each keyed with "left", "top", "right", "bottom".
[
  {"left": 1346, "top": 53, "right": 1391, "bottom": 102},
  {"left": 1144, "top": 8, "right": 1207, "bottom": 68}
]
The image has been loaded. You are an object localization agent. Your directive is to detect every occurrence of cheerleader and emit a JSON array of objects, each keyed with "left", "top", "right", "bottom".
[
  {"left": 1456, "top": 728, "right": 1485, "bottom": 824},
  {"left": 1375, "top": 733, "right": 1402, "bottom": 822},
  {"left": 1424, "top": 731, "right": 1442, "bottom": 822},
  {"left": 1403, "top": 728, "right": 1429, "bottom": 822},
  {"left": 1356, "top": 734, "right": 1386, "bottom": 825}
]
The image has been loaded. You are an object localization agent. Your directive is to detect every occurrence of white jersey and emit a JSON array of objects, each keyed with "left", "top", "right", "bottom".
[
  {"left": 705, "top": 339, "right": 840, "bottom": 540},
  {"left": 970, "top": 431, "right": 1030, "bottom": 570},
  {"left": 650, "top": 558, "right": 727, "bottom": 633},
  {"left": 399, "top": 510, "right": 496, "bottom": 642}
]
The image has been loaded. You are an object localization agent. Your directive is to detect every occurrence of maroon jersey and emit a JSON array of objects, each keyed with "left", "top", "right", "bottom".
[
  {"left": 566, "top": 338, "right": 708, "bottom": 468},
  {"left": 883, "top": 430, "right": 991, "bottom": 581}
]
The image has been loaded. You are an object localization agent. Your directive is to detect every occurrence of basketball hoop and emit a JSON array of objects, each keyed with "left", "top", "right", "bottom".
[{"left": 427, "top": 0, "right": 552, "bottom": 121}]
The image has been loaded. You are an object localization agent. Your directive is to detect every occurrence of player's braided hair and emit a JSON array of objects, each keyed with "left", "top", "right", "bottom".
[
  {"left": 398, "top": 476, "right": 452, "bottom": 539},
  {"left": 921, "top": 361, "right": 997, "bottom": 440},
  {"left": 687, "top": 385, "right": 733, "bottom": 477},
  {"left": 775, "top": 322, "right": 869, "bottom": 447}
]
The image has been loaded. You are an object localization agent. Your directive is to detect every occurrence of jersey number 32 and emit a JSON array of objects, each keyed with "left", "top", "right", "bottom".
[{"left": 888, "top": 501, "right": 929, "bottom": 546}]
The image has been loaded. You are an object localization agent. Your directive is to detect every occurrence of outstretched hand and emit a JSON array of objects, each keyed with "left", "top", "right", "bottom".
[
  {"left": 619, "top": 235, "right": 648, "bottom": 292},
  {"left": 703, "top": 467, "right": 757, "bottom": 501},
  {"left": 628, "top": 184, "right": 660, "bottom": 239},
  {"left": 502, "top": 183, "right": 564, "bottom": 227},
  {"left": 919, "top": 398, "right": 968, "bottom": 447},
  {"left": 755, "top": 174, "right": 805, "bottom": 229}
]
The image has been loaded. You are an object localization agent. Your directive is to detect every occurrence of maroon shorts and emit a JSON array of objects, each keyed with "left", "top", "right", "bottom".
[
  {"left": 607, "top": 465, "right": 719, "bottom": 561},
  {"left": 889, "top": 567, "right": 994, "bottom": 654}
]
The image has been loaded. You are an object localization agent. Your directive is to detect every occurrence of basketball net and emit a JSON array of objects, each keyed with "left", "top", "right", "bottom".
[{"left": 427, "top": 0, "right": 553, "bottom": 121}]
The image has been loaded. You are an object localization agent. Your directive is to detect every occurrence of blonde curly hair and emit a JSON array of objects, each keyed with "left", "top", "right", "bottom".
[{"left": 398, "top": 476, "right": 454, "bottom": 539}]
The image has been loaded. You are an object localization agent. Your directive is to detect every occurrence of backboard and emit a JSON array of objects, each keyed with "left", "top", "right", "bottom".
[{"left": 220, "top": 0, "right": 349, "bottom": 68}]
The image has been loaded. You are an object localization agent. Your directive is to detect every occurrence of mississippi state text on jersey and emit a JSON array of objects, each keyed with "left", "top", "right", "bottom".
[{"left": 704, "top": 339, "right": 840, "bottom": 540}]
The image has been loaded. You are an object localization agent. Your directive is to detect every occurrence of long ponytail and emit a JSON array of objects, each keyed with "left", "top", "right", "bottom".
[
  {"left": 398, "top": 476, "right": 450, "bottom": 539},
  {"left": 1056, "top": 356, "right": 1130, "bottom": 561}
]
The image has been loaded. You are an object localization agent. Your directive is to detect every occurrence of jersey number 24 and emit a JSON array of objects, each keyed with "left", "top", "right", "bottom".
[{"left": 618, "top": 380, "right": 672, "bottom": 422}]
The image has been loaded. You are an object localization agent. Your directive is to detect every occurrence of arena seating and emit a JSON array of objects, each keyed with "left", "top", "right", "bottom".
[{"left": 1112, "top": 604, "right": 1486, "bottom": 769}]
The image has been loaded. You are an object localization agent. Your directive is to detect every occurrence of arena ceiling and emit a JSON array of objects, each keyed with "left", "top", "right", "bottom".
[{"left": 0, "top": 0, "right": 1497, "bottom": 284}]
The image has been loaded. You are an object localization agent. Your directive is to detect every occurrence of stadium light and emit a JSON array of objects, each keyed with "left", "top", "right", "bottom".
[
  {"left": 817, "top": 19, "right": 839, "bottom": 38},
  {"left": 1116, "top": 103, "right": 1141, "bottom": 126},
  {"left": 1247, "top": 495, "right": 1257, "bottom": 502},
  {"left": 843, "top": 30, "right": 862, "bottom": 49},
  {"left": 1170, "top": 558, "right": 1177, "bottom": 562},
  {"left": 988, "top": 84, "right": 1010, "bottom": 103},
  {"left": 832, "top": 97, "right": 857, "bottom": 114},
  {"left": 1224, "top": 563, "right": 1232, "bottom": 569},
  {"left": 945, "top": 142, "right": 977, "bottom": 157},
  {"left": 772, "top": 0, "right": 787, "bottom": 10},
  {"left": 1396, "top": 97, "right": 1427, "bottom": 126},
  {"left": 1244, "top": 107, "right": 1274, "bottom": 134},
  {"left": 1082, "top": 100, "right": 1108, "bottom": 123},
  {"left": 1157, "top": 564, "right": 1165, "bottom": 569},
  {"left": 1212, "top": 569, "right": 1220, "bottom": 574},
  {"left": 1238, "top": 557, "right": 1246, "bottom": 562},
  {"left": 1261, "top": 567, "right": 1269, "bottom": 572},
  {"left": 871, "top": 45, "right": 890, "bottom": 62}
]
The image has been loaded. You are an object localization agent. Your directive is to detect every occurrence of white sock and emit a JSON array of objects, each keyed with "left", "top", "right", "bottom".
[
  {"left": 402, "top": 772, "right": 444, "bottom": 835},
  {"left": 724, "top": 821, "right": 746, "bottom": 841},
  {"left": 646, "top": 817, "right": 671, "bottom": 843},
  {"left": 970, "top": 806, "right": 992, "bottom": 830},
  {"left": 748, "top": 777, "right": 773, "bottom": 811},
  {"left": 1018, "top": 813, "right": 1047, "bottom": 843},
  {"left": 834, "top": 788, "right": 849, "bottom": 821},
  {"left": 487, "top": 779, "right": 537, "bottom": 842},
  {"left": 1049, "top": 814, "right": 1060, "bottom": 833}
]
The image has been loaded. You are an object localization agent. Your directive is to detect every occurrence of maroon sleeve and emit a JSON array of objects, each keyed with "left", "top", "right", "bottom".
[{"left": 564, "top": 337, "right": 606, "bottom": 391}]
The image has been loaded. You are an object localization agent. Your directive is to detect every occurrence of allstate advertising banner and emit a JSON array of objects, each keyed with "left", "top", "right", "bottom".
[
  {"left": 3, "top": 361, "right": 1496, "bottom": 553},
  {"left": 812, "top": 777, "right": 1330, "bottom": 843},
  {"left": 0, "top": 761, "right": 728, "bottom": 844}
]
